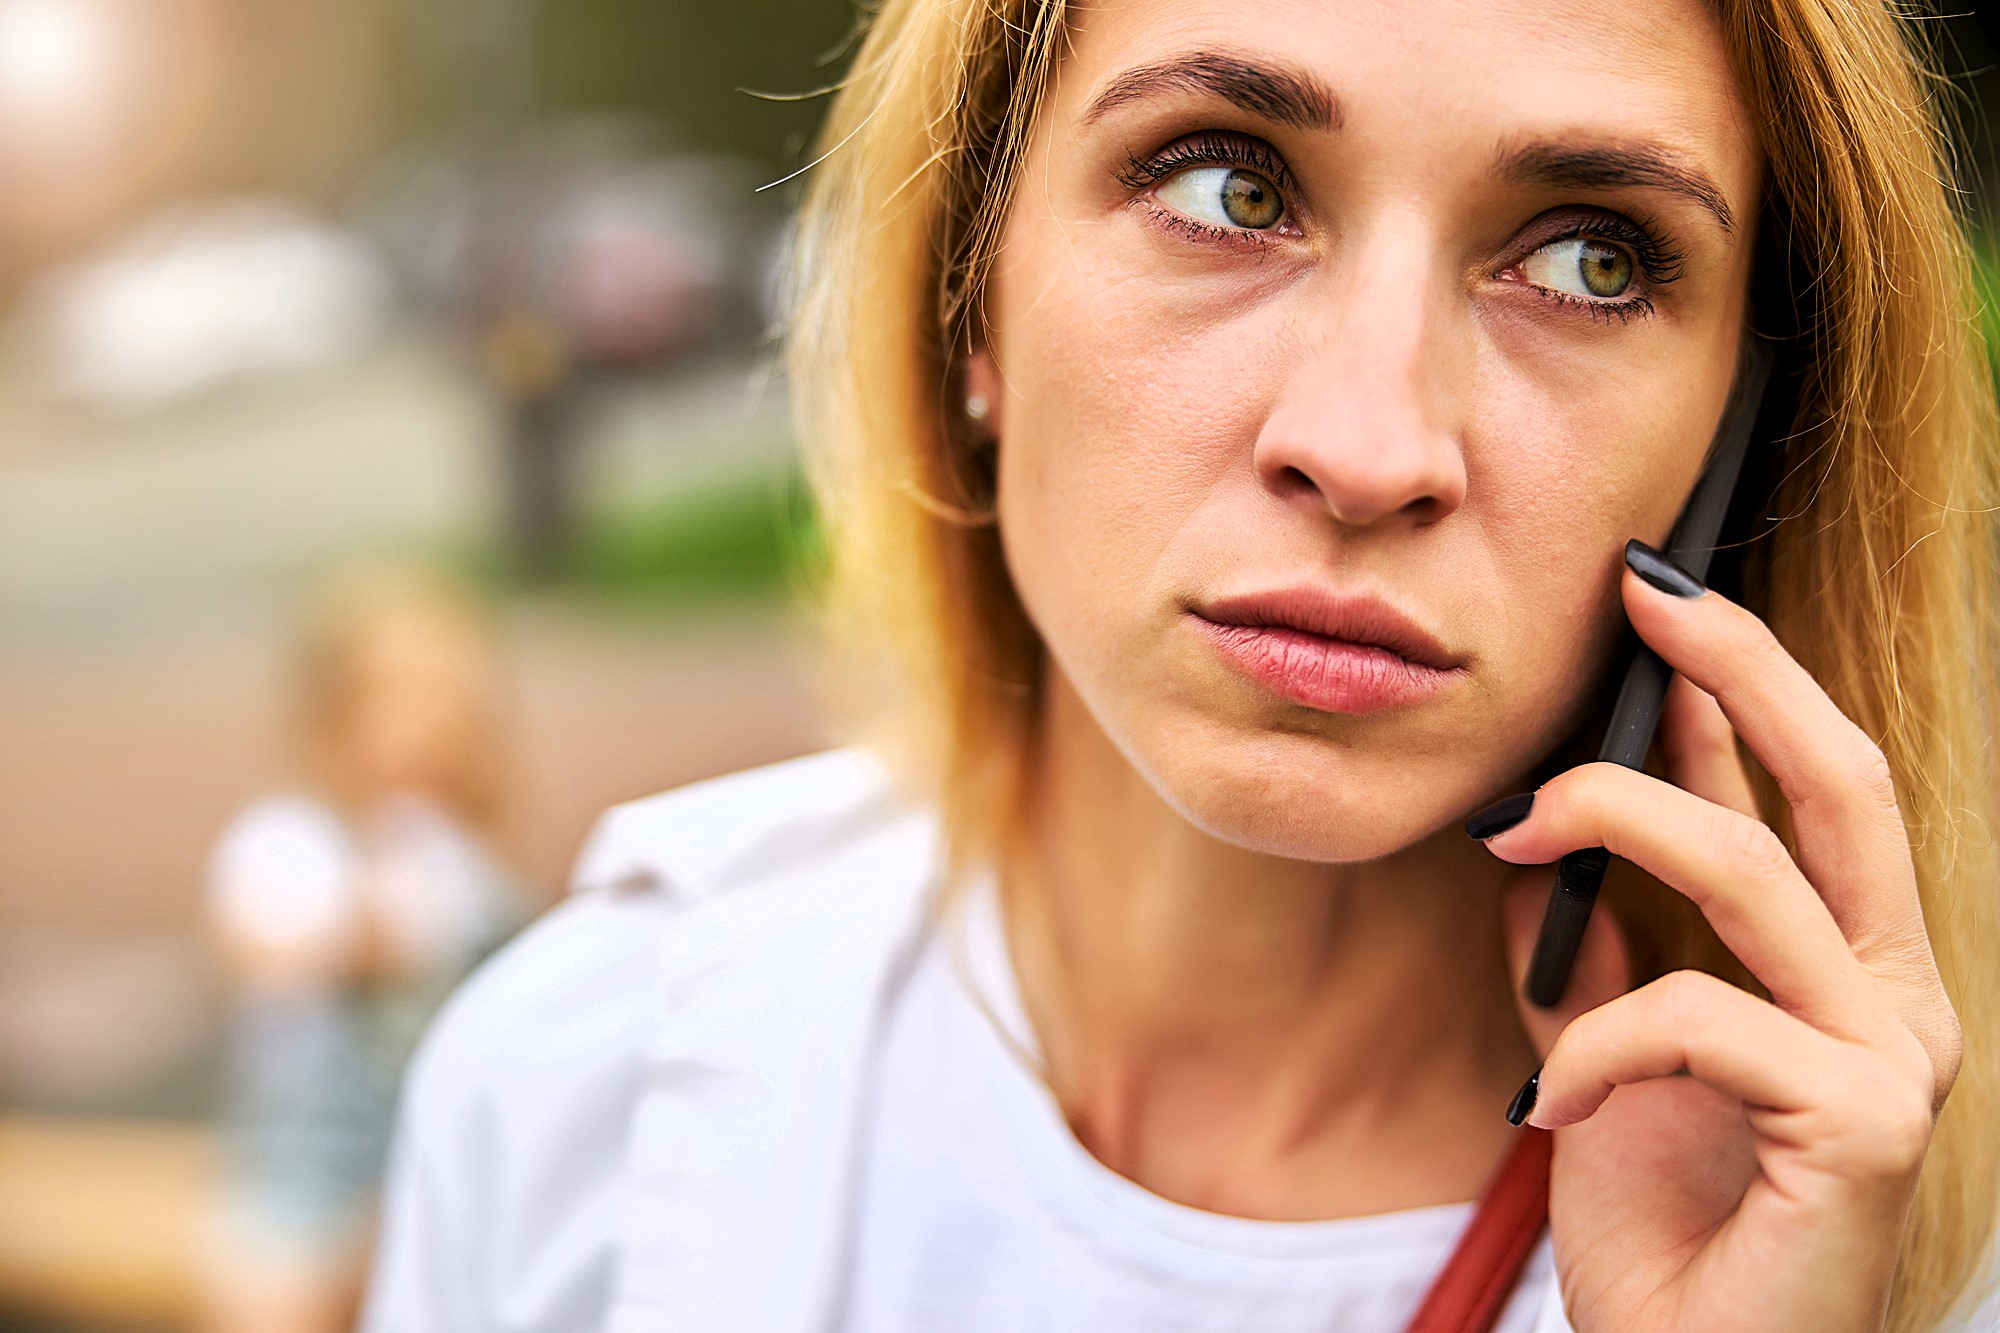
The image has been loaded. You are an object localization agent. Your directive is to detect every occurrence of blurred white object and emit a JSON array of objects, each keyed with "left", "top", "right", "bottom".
[
  {"left": 0, "top": 0, "right": 112, "bottom": 113},
  {"left": 207, "top": 797, "right": 359, "bottom": 969},
  {"left": 208, "top": 792, "right": 514, "bottom": 986},
  {"left": 21, "top": 196, "right": 394, "bottom": 409},
  {"left": 0, "top": 0, "right": 133, "bottom": 173}
]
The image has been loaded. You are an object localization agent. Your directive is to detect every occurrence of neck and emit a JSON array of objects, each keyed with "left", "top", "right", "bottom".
[{"left": 999, "top": 671, "right": 1535, "bottom": 1221}]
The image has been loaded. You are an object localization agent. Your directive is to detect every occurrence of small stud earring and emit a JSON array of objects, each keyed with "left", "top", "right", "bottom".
[{"left": 965, "top": 393, "right": 990, "bottom": 424}]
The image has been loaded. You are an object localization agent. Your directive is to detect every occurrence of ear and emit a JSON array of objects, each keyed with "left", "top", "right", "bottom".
[{"left": 964, "top": 345, "right": 1004, "bottom": 436}]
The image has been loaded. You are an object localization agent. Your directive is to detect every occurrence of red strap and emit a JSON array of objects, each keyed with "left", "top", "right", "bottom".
[{"left": 1401, "top": 1128, "right": 1553, "bottom": 1333}]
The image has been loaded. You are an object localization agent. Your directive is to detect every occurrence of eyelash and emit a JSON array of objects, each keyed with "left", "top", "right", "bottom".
[
  {"left": 1508, "top": 213, "right": 1687, "bottom": 324},
  {"left": 1118, "top": 131, "right": 1297, "bottom": 194},
  {"left": 1118, "top": 132, "right": 1298, "bottom": 248},
  {"left": 1118, "top": 132, "right": 1689, "bottom": 321}
]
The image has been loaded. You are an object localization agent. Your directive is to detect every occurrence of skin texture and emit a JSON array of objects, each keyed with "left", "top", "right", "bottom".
[{"left": 967, "top": 0, "right": 1960, "bottom": 1327}]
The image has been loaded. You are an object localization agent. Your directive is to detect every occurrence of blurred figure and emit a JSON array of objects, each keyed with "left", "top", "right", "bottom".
[{"left": 200, "top": 567, "right": 526, "bottom": 1333}]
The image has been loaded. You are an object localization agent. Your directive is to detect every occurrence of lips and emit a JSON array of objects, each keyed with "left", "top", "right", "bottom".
[{"left": 1189, "top": 587, "right": 1465, "bottom": 714}]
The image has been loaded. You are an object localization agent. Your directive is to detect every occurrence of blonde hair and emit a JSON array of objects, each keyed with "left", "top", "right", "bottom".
[
  {"left": 787, "top": 0, "right": 2000, "bottom": 1324},
  {"left": 296, "top": 564, "right": 510, "bottom": 831}
]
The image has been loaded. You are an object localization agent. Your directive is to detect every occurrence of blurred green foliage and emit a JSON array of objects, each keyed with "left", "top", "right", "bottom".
[
  {"left": 1976, "top": 243, "right": 2000, "bottom": 383},
  {"left": 561, "top": 465, "right": 822, "bottom": 605}
]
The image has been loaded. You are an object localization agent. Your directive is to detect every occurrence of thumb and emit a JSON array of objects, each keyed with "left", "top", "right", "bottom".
[{"left": 1502, "top": 870, "right": 1633, "bottom": 1058}]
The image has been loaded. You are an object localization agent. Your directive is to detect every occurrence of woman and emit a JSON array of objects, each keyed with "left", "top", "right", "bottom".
[
  {"left": 206, "top": 568, "right": 526, "bottom": 1333},
  {"left": 364, "top": 0, "right": 2000, "bottom": 1329}
]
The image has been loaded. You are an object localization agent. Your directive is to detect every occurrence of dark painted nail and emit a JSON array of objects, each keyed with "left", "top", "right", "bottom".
[
  {"left": 1505, "top": 1068, "right": 1541, "bottom": 1127},
  {"left": 1625, "top": 539, "right": 1706, "bottom": 598},
  {"left": 1465, "top": 792, "right": 1534, "bottom": 841}
]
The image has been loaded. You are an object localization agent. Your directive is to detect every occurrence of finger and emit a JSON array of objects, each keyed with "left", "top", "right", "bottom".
[
  {"left": 1481, "top": 762, "right": 1889, "bottom": 1040},
  {"left": 1619, "top": 548, "right": 1928, "bottom": 967},
  {"left": 1529, "top": 969, "right": 1846, "bottom": 1130},
  {"left": 1657, "top": 673, "right": 1760, "bottom": 820},
  {"left": 1503, "top": 870, "right": 1630, "bottom": 1059},
  {"left": 1531, "top": 971, "right": 1939, "bottom": 1187}
]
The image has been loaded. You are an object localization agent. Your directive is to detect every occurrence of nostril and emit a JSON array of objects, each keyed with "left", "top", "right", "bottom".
[
  {"left": 1253, "top": 408, "right": 1468, "bottom": 527},
  {"left": 1403, "top": 494, "right": 1447, "bottom": 525}
]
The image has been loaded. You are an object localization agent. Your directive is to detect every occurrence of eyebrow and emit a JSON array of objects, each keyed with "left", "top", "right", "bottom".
[
  {"left": 1081, "top": 51, "right": 1341, "bottom": 133},
  {"left": 1496, "top": 138, "right": 1736, "bottom": 234}
]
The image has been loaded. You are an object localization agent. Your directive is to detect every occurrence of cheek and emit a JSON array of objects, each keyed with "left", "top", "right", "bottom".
[
  {"left": 1463, "top": 359, "right": 1713, "bottom": 729},
  {"left": 990, "top": 220, "right": 1289, "bottom": 658},
  {"left": 1472, "top": 359, "right": 1708, "bottom": 596}
]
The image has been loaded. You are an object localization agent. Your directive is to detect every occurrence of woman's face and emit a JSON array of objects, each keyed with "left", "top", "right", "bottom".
[{"left": 976, "top": 0, "right": 1761, "bottom": 861}]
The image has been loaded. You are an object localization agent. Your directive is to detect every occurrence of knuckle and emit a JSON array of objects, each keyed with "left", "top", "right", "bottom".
[
  {"left": 1656, "top": 968, "right": 1726, "bottom": 1029},
  {"left": 1712, "top": 813, "right": 1793, "bottom": 887},
  {"left": 1551, "top": 763, "right": 1614, "bottom": 812},
  {"left": 1827, "top": 1038, "right": 1938, "bottom": 1178},
  {"left": 1859, "top": 1070, "right": 1935, "bottom": 1176},
  {"left": 1867, "top": 924, "right": 1940, "bottom": 979},
  {"left": 1934, "top": 1010, "right": 1965, "bottom": 1091},
  {"left": 1537, "top": 765, "right": 1623, "bottom": 841},
  {"left": 1841, "top": 729, "right": 1900, "bottom": 812},
  {"left": 1728, "top": 599, "right": 1791, "bottom": 670},
  {"left": 1911, "top": 1003, "right": 1963, "bottom": 1111}
]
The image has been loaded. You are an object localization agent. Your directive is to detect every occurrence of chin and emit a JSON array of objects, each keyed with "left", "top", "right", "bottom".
[{"left": 1135, "top": 716, "right": 1477, "bottom": 864}]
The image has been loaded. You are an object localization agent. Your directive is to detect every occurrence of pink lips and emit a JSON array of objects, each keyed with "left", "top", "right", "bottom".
[{"left": 1190, "top": 587, "right": 1466, "bottom": 714}]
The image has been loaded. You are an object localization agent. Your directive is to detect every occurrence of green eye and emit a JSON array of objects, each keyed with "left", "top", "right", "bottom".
[
  {"left": 1156, "top": 166, "right": 1286, "bottom": 231},
  {"left": 1523, "top": 238, "right": 1636, "bottom": 300},
  {"left": 1219, "top": 169, "right": 1282, "bottom": 229},
  {"left": 1576, "top": 240, "right": 1633, "bottom": 296}
]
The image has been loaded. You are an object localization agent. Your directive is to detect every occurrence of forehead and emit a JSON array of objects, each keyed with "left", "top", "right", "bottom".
[{"left": 1055, "top": 0, "right": 1756, "bottom": 187}]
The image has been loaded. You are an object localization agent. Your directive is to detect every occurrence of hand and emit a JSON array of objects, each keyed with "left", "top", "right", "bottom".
[{"left": 1475, "top": 542, "right": 1960, "bottom": 1333}]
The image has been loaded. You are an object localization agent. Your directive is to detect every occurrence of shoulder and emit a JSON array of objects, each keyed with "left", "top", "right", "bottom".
[
  {"left": 567, "top": 745, "right": 904, "bottom": 899},
  {"left": 396, "top": 884, "right": 668, "bottom": 1139},
  {"left": 365, "top": 882, "right": 670, "bottom": 1330},
  {"left": 412, "top": 745, "right": 912, "bottom": 1094},
  {"left": 370, "top": 747, "right": 936, "bottom": 1329}
]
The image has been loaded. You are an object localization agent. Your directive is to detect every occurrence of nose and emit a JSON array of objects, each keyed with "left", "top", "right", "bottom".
[{"left": 1253, "top": 231, "right": 1468, "bottom": 529}]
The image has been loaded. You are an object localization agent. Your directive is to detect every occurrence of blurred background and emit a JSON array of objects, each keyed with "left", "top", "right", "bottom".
[{"left": 0, "top": 4, "right": 1994, "bottom": 1331}]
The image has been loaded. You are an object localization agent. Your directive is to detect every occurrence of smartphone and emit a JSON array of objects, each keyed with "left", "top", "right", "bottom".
[{"left": 1523, "top": 334, "right": 1777, "bottom": 1008}]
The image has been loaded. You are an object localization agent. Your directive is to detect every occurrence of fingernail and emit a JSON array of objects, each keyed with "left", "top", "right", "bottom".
[
  {"left": 1625, "top": 539, "right": 1706, "bottom": 598},
  {"left": 1465, "top": 792, "right": 1534, "bottom": 840},
  {"left": 1505, "top": 1068, "right": 1541, "bottom": 1127}
]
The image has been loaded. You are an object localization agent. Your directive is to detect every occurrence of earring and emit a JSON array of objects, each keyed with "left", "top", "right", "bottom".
[{"left": 965, "top": 393, "right": 990, "bottom": 424}]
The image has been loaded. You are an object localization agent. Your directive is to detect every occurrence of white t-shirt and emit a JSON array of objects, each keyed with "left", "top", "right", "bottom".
[
  {"left": 839, "top": 875, "right": 1556, "bottom": 1333},
  {"left": 362, "top": 749, "right": 2000, "bottom": 1333}
]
